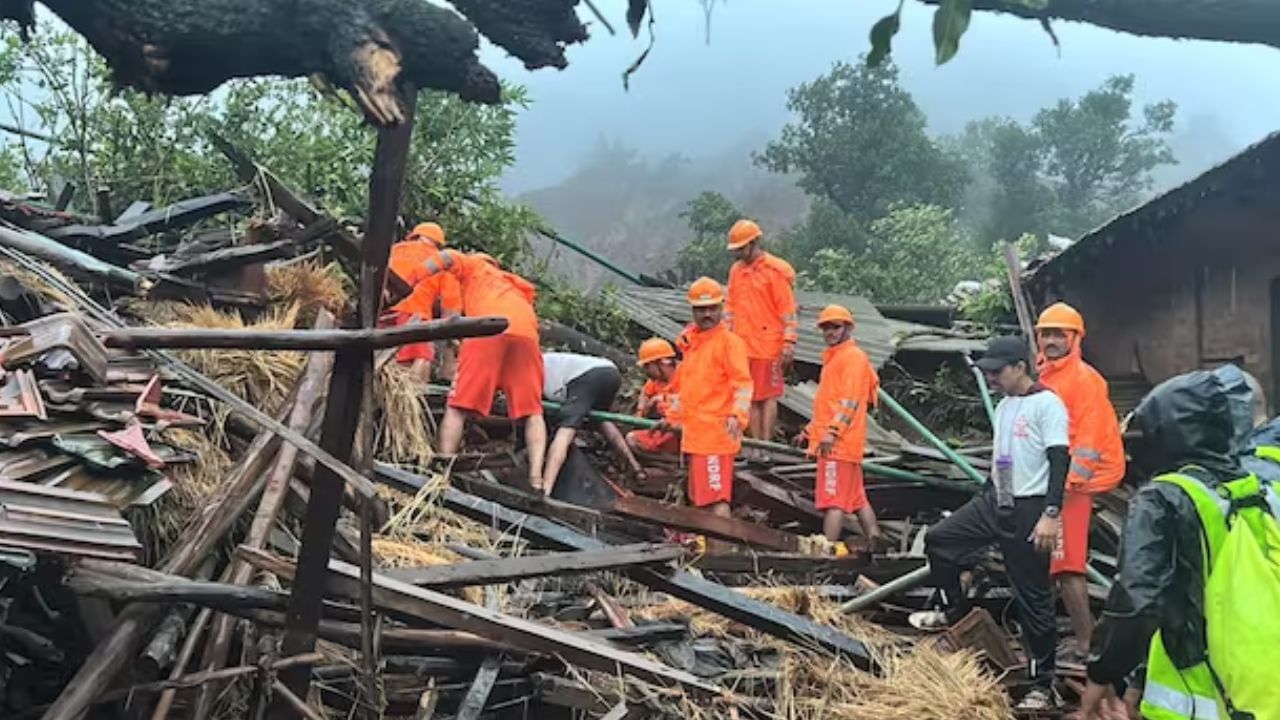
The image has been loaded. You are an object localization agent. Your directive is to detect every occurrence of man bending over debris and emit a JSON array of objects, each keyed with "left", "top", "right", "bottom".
[
  {"left": 540, "top": 351, "right": 644, "bottom": 496},
  {"left": 627, "top": 338, "right": 681, "bottom": 456},
  {"left": 421, "top": 250, "right": 547, "bottom": 486},
  {"left": 911, "top": 335, "right": 1067, "bottom": 711},
  {"left": 385, "top": 222, "right": 462, "bottom": 381},
  {"left": 725, "top": 219, "right": 797, "bottom": 447},
  {"left": 670, "top": 277, "right": 752, "bottom": 525},
  {"left": 797, "top": 304, "right": 881, "bottom": 545},
  {"left": 1035, "top": 302, "right": 1125, "bottom": 664}
]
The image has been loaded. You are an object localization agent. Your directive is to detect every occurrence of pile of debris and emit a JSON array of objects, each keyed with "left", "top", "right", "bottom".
[{"left": 0, "top": 144, "right": 1123, "bottom": 720}]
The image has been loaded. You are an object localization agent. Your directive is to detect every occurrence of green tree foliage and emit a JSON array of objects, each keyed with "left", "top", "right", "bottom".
[
  {"left": 800, "top": 204, "right": 982, "bottom": 303},
  {"left": 960, "top": 75, "right": 1176, "bottom": 244},
  {"left": 756, "top": 60, "right": 967, "bottom": 223},
  {"left": 0, "top": 30, "right": 539, "bottom": 261},
  {"left": 674, "top": 190, "right": 741, "bottom": 282}
]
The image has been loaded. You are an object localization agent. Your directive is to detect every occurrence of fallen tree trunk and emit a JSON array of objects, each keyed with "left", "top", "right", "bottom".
[{"left": 4, "top": 1, "right": 591, "bottom": 123}]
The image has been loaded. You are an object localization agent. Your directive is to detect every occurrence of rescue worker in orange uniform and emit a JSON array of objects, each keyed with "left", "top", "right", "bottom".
[
  {"left": 386, "top": 222, "right": 462, "bottom": 381},
  {"left": 1035, "top": 302, "right": 1126, "bottom": 662},
  {"left": 627, "top": 338, "right": 681, "bottom": 457},
  {"left": 669, "top": 278, "right": 752, "bottom": 522},
  {"left": 419, "top": 250, "right": 548, "bottom": 486},
  {"left": 796, "top": 305, "right": 882, "bottom": 544},
  {"left": 724, "top": 219, "right": 797, "bottom": 445}
]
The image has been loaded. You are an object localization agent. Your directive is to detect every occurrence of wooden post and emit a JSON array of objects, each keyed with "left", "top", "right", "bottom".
[
  {"left": 1002, "top": 242, "right": 1039, "bottom": 359},
  {"left": 273, "top": 83, "right": 418, "bottom": 719}
]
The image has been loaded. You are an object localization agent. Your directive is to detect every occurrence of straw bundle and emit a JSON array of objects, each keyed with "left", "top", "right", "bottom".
[
  {"left": 373, "top": 360, "right": 434, "bottom": 466},
  {"left": 0, "top": 257, "right": 77, "bottom": 308},
  {"left": 137, "top": 426, "right": 234, "bottom": 561},
  {"left": 159, "top": 303, "right": 306, "bottom": 415},
  {"left": 266, "top": 260, "right": 350, "bottom": 325}
]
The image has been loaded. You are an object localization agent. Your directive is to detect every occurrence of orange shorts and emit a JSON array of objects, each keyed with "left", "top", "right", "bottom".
[
  {"left": 814, "top": 459, "right": 868, "bottom": 513},
  {"left": 749, "top": 357, "right": 785, "bottom": 401},
  {"left": 389, "top": 312, "right": 436, "bottom": 364},
  {"left": 687, "top": 454, "right": 734, "bottom": 507},
  {"left": 1052, "top": 491, "right": 1092, "bottom": 576},
  {"left": 627, "top": 429, "right": 680, "bottom": 454},
  {"left": 449, "top": 334, "right": 543, "bottom": 420}
]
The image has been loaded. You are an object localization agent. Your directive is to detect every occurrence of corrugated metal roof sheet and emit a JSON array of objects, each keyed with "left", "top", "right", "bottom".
[
  {"left": 618, "top": 286, "right": 983, "bottom": 368},
  {"left": 619, "top": 287, "right": 898, "bottom": 367},
  {"left": 0, "top": 480, "right": 142, "bottom": 561}
]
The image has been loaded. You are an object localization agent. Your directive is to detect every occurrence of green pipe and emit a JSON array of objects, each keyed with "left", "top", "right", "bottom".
[
  {"left": 535, "top": 226, "right": 646, "bottom": 286},
  {"left": 1087, "top": 563, "right": 1113, "bottom": 590},
  {"left": 839, "top": 565, "right": 932, "bottom": 614},
  {"left": 424, "top": 384, "right": 956, "bottom": 487},
  {"left": 876, "top": 389, "right": 987, "bottom": 485},
  {"left": 964, "top": 354, "right": 997, "bottom": 429}
]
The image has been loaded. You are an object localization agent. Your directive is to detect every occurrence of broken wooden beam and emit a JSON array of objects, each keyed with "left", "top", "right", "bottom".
[
  {"left": 455, "top": 655, "right": 502, "bottom": 720},
  {"left": 382, "top": 543, "right": 684, "bottom": 588},
  {"left": 610, "top": 495, "right": 802, "bottom": 552},
  {"left": 0, "top": 224, "right": 143, "bottom": 289},
  {"left": 101, "top": 317, "right": 507, "bottom": 351},
  {"left": 430, "top": 480, "right": 874, "bottom": 666},
  {"left": 236, "top": 547, "right": 724, "bottom": 697}
]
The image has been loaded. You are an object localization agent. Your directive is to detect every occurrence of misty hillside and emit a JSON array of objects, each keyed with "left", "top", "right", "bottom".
[{"left": 487, "top": 0, "right": 1280, "bottom": 291}]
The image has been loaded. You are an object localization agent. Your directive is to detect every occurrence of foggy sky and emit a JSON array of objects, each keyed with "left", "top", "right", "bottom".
[{"left": 482, "top": 0, "right": 1280, "bottom": 194}]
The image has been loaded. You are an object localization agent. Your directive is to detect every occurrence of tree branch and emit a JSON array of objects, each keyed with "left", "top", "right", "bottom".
[{"left": 917, "top": 0, "right": 1280, "bottom": 51}]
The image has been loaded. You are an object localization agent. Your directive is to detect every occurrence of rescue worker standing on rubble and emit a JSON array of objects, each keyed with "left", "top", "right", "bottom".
[
  {"left": 911, "top": 336, "right": 1068, "bottom": 711},
  {"left": 1076, "top": 365, "right": 1280, "bottom": 720},
  {"left": 796, "top": 304, "right": 881, "bottom": 545},
  {"left": 385, "top": 222, "right": 462, "bottom": 381},
  {"left": 724, "top": 219, "right": 797, "bottom": 446},
  {"left": 669, "top": 277, "right": 752, "bottom": 524},
  {"left": 419, "top": 250, "right": 548, "bottom": 487},
  {"left": 627, "top": 338, "right": 681, "bottom": 457},
  {"left": 1035, "top": 302, "right": 1126, "bottom": 663}
]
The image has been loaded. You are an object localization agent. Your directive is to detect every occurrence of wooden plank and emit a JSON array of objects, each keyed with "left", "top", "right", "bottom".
[
  {"left": 236, "top": 547, "right": 723, "bottom": 697},
  {"left": 433, "top": 482, "right": 874, "bottom": 666},
  {"left": 102, "top": 318, "right": 506, "bottom": 351},
  {"left": 736, "top": 471, "right": 859, "bottom": 535},
  {"left": 610, "top": 495, "right": 802, "bottom": 553},
  {"left": 454, "top": 655, "right": 501, "bottom": 720},
  {"left": 382, "top": 543, "right": 683, "bottom": 587}
]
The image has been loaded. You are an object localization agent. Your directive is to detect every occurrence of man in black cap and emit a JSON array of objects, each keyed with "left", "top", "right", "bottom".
[{"left": 909, "top": 336, "right": 1070, "bottom": 710}]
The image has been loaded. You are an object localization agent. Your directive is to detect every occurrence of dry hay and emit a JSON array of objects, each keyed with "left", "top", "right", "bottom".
[
  {"left": 266, "top": 260, "right": 350, "bottom": 325},
  {"left": 0, "top": 257, "right": 77, "bottom": 309},
  {"left": 159, "top": 303, "right": 306, "bottom": 414},
  {"left": 373, "top": 360, "right": 434, "bottom": 466},
  {"left": 628, "top": 585, "right": 1011, "bottom": 720},
  {"left": 136, "top": 426, "right": 234, "bottom": 561}
]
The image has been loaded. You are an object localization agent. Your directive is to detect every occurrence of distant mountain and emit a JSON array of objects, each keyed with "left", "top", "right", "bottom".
[{"left": 519, "top": 137, "right": 808, "bottom": 290}]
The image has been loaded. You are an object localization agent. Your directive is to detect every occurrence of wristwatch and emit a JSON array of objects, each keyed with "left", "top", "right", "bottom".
[{"left": 1043, "top": 505, "right": 1061, "bottom": 519}]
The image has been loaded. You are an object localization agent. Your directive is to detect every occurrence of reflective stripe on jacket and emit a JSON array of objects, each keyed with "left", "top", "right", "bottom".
[
  {"left": 1038, "top": 339, "right": 1125, "bottom": 493},
  {"left": 807, "top": 340, "right": 878, "bottom": 463},
  {"left": 424, "top": 250, "right": 539, "bottom": 341},
  {"left": 725, "top": 252, "right": 797, "bottom": 360},
  {"left": 671, "top": 323, "right": 751, "bottom": 455},
  {"left": 390, "top": 240, "right": 462, "bottom": 318}
]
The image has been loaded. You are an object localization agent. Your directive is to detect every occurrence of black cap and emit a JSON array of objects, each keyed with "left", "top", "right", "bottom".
[{"left": 976, "top": 336, "right": 1029, "bottom": 372}]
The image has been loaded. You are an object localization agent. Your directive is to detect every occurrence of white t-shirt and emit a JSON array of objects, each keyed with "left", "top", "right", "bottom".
[
  {"left": 992, "top": 387, "right": 1070, "bottom": 499},
  {"left": 542, "top": 352, "right": 616, "bottom": 401}
]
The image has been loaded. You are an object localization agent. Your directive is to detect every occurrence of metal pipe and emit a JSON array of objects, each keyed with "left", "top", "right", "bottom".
[
  {"left": 839, "top": 565, "right": 932, "bottom": 614},
  {"left": 876, "top": 389, "right": 987, "bottom": 485},
  {"left": 535, "top": 226, "right": 646, "bottom": 286},
  {"left": 964, "top": 353, "right": 997, "bottom": 428},
  {"left": 1086, "top": 563, "right": 1113, "bottom": 590}
]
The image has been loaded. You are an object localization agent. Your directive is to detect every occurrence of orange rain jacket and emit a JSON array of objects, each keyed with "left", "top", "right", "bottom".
[
  {"left": 1037, "top": 336, "right": 1125, "bottom": 494},
  {"left": 638, "top": 373, "right": 679, "bottom": 421},
  {"left": 807, "top": 339, "right": 878, "bottom": 463},
  {"left": 725, "top": 252, "right": 798, "bottom": 360},
  {"left": 671, "top": 323, "right": 752, "bottom": 455},
  {"left": 389, "top": 239, "right": 462, "bottom": 319},
  {"left": 425, "top": 250, "right": 539, "bottom": 341}
]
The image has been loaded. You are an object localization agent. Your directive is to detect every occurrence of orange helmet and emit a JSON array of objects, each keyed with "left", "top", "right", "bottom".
[
  {"left": 1035, "top": 302, "right": 1085, "bottom": 335},
  {"left": 726, "top": 219, "right": 762, "bottom": 250},
  {"left": 817, "top": 304, "right": 855, "bottom": 327},
  {"left": 687, "top": 277, "right": 725, "bottom": 307},
  {"left": 410, "top": 222, "right": 446, "bottom": 246},
  {"left": 637, "top": 338, "right": 676, "bottom": 366}
]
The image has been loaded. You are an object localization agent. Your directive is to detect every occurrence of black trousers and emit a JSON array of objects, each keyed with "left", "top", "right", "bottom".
[{"left": 924, "top": 489, "right": 1056, "bottom": 689}]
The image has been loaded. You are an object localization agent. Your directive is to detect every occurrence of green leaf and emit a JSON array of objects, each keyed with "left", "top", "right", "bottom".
[
  {"left": 932, "top": 0, "right": 973, "bottom": 65},
  {"left": 867, "top": 2, "right": 903, "bottom": 67}
]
